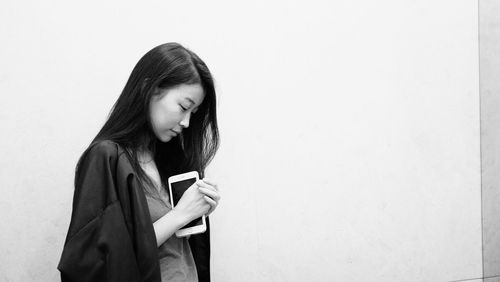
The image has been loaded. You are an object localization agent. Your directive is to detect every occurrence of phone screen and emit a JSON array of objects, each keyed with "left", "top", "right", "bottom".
[{"left": 171, "top": 178, "right": 203, "bottom": 229}]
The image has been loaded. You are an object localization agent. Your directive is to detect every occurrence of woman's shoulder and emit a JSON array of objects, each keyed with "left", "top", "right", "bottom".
[
  {"left": 84, "top": 140, "right": 129, "bottom": 162},
  {"left": 87, "top": 139, "right": 119, "bottom": 156},
  {"left": 78, "top": 140, "right": 135, "bottom": 177}
]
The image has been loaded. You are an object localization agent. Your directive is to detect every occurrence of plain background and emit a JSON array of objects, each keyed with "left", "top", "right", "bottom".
[
  {"left": 481, "top": 0, "right": 500, "bottom": 280},
  {"left": 0, "top": 1, "right": 484, "bottom": 281}
]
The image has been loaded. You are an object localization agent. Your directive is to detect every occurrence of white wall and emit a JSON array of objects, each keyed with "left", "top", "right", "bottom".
[
  {"left": 0, "top": 1, "right": 481, "bottom": 281},
  {"left": 481, "top": 0, "right": 500, "bottom": 279}
]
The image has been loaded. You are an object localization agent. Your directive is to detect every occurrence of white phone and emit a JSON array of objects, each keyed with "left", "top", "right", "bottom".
[{"left": 168, "top": 171, "right": 207, "bottom": 237}]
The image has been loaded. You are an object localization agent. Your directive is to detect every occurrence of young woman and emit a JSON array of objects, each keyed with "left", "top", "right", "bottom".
[{"left": 58, "top": 42, "right": 221, "bottom": 282}]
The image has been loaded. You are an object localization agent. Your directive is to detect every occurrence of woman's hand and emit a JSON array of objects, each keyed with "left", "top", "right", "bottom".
[
  {"left": 153, "top": 178, "right": 218, "bottom": 247},
  {"left": 173, "top": 181, "right": 211, "bottom": 223},
  {"left": 197, "top": 178, "right": 220, "bottom": 216}
]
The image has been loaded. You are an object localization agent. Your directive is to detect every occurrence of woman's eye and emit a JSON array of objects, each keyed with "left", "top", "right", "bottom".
[{"left": 180, "top": 105, "right": 188, "bottom": 111}]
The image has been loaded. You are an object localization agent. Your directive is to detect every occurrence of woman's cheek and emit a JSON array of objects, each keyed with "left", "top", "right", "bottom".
[{"left": 152, "top": 112, "right": 165, "bottom": 132}]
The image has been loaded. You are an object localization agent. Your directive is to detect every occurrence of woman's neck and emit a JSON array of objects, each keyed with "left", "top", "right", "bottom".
[
  {"left": 137, "top": 130, "right": 156, "bottom": 156},
  {"left": 137, "top": 142, "right": 155, "bottom": 163}
]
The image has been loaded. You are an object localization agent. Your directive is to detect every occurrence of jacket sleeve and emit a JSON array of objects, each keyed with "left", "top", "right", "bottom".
[{"left": 57, "top": 142, "right": 142, "bottom": 282}]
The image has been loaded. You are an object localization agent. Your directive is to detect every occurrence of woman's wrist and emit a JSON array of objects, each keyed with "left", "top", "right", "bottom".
[
  {"left": 170, "top": 208, "right": 192, "bottom": 227},
  {"left": 153, "top": 208, "right": 192, "bottom": 247}
]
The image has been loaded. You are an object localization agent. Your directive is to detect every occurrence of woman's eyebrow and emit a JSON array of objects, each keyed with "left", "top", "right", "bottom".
[{"left": 184, "top": 97, "right": 201, "bottom": 112}]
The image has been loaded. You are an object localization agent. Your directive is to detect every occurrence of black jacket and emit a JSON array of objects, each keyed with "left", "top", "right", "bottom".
[{"left": 57, "top": 140, "right": 210, "bottom": 281}]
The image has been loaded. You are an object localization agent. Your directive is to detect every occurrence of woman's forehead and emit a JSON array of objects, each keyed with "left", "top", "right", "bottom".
[
  {"left": 153, "top": 83, "right": 204, "bottom": 104},
  {"left": 175, "top": 84, "right": 205, "bottom": 105}
]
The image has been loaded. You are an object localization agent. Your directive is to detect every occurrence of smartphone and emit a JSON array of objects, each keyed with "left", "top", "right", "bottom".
[{"left": 168, "top": 171, "right": 207, "bottom": 237}]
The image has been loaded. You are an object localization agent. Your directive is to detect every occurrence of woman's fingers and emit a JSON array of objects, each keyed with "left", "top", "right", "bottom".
[
  {"left": 203, "top": 196, "right": 216, "bottom": 215},
  {"left": 198, "top": 186, "right": 220, "bottom": 201},
  {"left": 197, "top": 180, "right": 220, "bottom": 196},
  {"left": 196, "top": 178, "right": 220, "bottom": 216},
  {"left": 200, "top": 178, "right": 218, "bottom": 192}
]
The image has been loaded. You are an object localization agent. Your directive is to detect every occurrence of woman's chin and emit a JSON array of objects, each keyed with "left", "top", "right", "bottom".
[
  {"left": 153, "top": 130, "right": 178, "bottom": 143},
  {"left": 155, "top": 133, "right": 173, "bottom": 143}
]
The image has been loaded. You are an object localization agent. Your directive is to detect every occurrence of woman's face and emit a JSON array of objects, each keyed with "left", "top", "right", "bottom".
[{"left": 149, "top": 83, "right": 205, "bottom": 143}]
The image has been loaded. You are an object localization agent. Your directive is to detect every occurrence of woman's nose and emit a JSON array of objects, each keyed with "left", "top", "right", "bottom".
[{"left": 180, "top": 113, "right": 190, "bottom": 128}]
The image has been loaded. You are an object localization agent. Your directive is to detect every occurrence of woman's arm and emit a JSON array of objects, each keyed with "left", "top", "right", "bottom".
[
  {"left": 153, "top": 180, "right": 208, "bottom": 247},
  {"left": 153, "top": 179, "right": 220, "bottom": 247},
  {"left": 59, "top": 141, "right": 150, "bottom": 281},
  {"left": 153, "top": 209, "right": 190, "bottom": 247}
]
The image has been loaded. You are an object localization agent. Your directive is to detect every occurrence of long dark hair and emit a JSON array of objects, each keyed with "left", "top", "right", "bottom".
[{"left": 75, "top": 42, "right": 219, "bottom": 198}]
